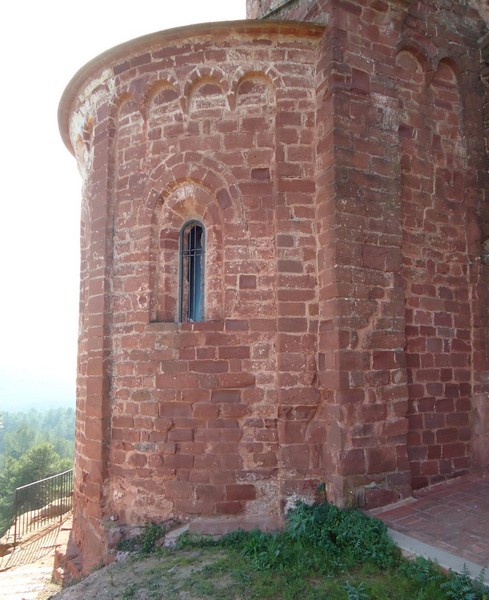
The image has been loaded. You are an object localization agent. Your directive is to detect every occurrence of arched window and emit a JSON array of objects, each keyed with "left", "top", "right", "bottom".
[{"left": 179, "top": 221, "right": 205, "bottom": 322}]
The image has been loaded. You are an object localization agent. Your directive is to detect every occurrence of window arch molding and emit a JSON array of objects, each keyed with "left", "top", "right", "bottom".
[{"left": 149, "top": 179, "right": 227, "bottom": 324}]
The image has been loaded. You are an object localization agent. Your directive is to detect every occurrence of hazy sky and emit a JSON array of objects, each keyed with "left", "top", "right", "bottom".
[{"left": 0, "top": 1, "right": 245, "bottom": 410}]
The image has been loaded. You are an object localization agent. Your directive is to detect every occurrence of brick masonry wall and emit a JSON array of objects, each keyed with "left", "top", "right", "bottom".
[
  {"left": 60, "top": 1, "right": 489, "bottom": 573},
  {"left": 61, "top": 21, "right": 325, "bottom": 571},
  {"left": 248, "top": 0, "right": 489, "bottom": 500}
]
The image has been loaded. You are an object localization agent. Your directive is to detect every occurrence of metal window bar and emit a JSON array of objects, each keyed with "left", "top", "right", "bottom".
[
  {"left": 179, "top": 222, "right": 204, "bottom": 322},
  {"left": 13, "top": 468, "right": 73, "bottom": 547}
]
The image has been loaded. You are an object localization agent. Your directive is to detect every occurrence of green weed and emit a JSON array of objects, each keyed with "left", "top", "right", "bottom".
[
  {"left": 344, "top": 581, "right": 370, "bottom": 600},
  {"left": 121, "top": 583, "right": 137, "bottom": 599},
  {"left": 441, "top": 566, "right": 489, "bottom": 600},
  {"left": 117, "top": 521, "right": 169, "bottom": 555},
  {"left": 109, "top": 500, "right": 488, "bottom": 600}
]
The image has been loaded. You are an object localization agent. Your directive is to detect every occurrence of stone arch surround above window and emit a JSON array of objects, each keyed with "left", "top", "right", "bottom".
[{"left": 150, "top": 179, "right": 226, "bottom": 323}]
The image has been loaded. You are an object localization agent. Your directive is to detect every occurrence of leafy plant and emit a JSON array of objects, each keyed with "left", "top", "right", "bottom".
[
  {"left": 441, "top": 566, "right": 489, "bottom": 600},
  {"left": 286, "top": 500, "right": 401, "bottom": 569},
  {"left": 121, "top": 583, "right": 137, "bottom": 599},
  {"left": 140, "top": 522, "right": 166, "bottom": 555},
  {"left": 344, "top": 581, "right": 370, "bottom": 600},
  {"left": 398, "top": 556, "right": 443, "bottom": 585},
  {"left": 178, "top": 498, "right": 401, "bottom": 586},
  {"left": 118, "top": 521, "right": 171, "bottom": 555}
]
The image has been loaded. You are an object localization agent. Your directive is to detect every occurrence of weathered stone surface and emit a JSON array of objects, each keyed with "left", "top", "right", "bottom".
[{"left": 59, "top": 2, "right": 489, "bottom": 573}]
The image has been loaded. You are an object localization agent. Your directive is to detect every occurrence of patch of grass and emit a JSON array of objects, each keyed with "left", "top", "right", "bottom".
[
  {"left": 120, "top": 583, "right": 137, "bottom": 599},
  {"left": 106, "top": 500, "right": 488, "bottom": 600}
]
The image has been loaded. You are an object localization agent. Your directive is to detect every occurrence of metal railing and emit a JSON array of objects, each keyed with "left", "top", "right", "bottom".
[{"left": 13, "top": 468, "right": 73, "bottom": 547}]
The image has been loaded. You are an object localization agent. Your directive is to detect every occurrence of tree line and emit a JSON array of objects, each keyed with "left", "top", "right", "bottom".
[{"left": 0, "top": 407, "right": 75, "bottom": 537}]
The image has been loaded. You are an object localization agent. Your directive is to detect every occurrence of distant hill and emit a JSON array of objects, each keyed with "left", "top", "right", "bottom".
[{"left": 0, "top": 372, "right": 75, "bottom": 412}]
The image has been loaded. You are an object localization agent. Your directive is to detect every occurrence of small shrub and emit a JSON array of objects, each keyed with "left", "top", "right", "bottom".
[
  {"left": 140, "top": 522, "right": 167, "bottom": 555},
  {"left": 441, "top": 566, "right": 489, "bottom": 600},
  {"left": 398, "top": 556, "right": 443, "bottom": 585},
  {"left": 286, "top": 500, "right": 401, "bottom": 569},
  {"left": 121, "top": 583, "right": 137, "bottom": 599},
  {"left": 117, "top": 522, "right": 168, "bottom": 555},
  {"left": 344, "top": 581, "right": 370, "bottom": 600}
]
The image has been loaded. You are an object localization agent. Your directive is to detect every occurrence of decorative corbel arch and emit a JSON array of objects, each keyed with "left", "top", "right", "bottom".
[
  {"left": 141, "top": 78, "right": 181, "bottom": 121},
  {"left": 112, "top": 91, "right": 143, "bottom": 122},
  {"left": 395, "top": 44, "right": 431, "bottom": 87},
  {"left": 183, "top": 66, "right": 229, "bottom": 114},
  {"left": 230, "top": 66, "right": 280, "bottom": 110}
]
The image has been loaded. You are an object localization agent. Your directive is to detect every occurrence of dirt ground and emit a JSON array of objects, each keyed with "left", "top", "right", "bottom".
[
  {"left": 51, "top": 552, "right": 220, "bottom": 600},
  {"left": 0, "top": 551, "right": 61, "bottom": 600}
]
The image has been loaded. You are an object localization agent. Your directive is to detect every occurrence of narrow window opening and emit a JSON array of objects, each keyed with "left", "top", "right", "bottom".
[{"left": 179, "top": 221, "right": 204, "bottom": 322}]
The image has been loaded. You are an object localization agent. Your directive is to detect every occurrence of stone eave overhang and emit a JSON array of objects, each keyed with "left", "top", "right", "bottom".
[{"left": 58, "top": 19, "right": 325, "bottom": 155}]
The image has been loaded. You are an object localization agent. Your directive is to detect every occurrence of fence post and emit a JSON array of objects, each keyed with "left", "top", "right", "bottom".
[{"left": 13, "top": 487, "right": 18, "bottom": 548}]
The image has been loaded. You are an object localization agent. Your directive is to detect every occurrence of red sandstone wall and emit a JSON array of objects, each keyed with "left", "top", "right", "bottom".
[
  {"left": 62, "top": 22, "right": 325, "bottom": 570},
  {"left": 312, "top": 1, "right": 409, "bottom": 508},
  {"left": 60, "top": 0, "right": 489, "bottom": 573},
  {"left": 107, "top": 26, "right": 325, "bottom": 525},
  {"left": 249, "top": 0, "right": 489, "bottom": 501},
  {"left": 397, "top": 54, "right": 475, "bottom": 488}
]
